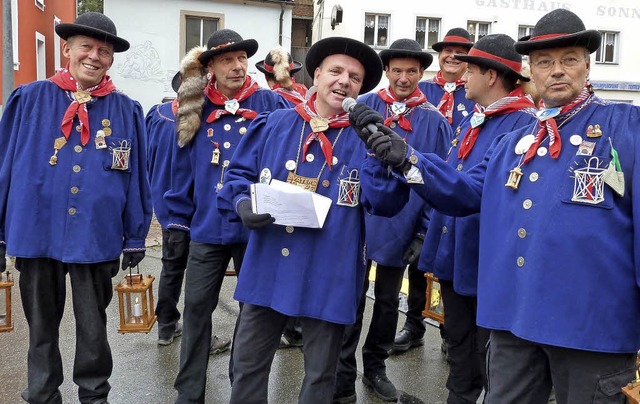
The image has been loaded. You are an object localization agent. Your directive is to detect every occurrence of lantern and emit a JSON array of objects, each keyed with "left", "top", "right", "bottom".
[
  {"left": 0, "top": 270, "right": 14, "bottom": 332},
  {"left": 422, "top": 272, "right": 444, "bottom": 325},
  {"left": 115, "top": 272, "right": 157, "bottom": 333}
]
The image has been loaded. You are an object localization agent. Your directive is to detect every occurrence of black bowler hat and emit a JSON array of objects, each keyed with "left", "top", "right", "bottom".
[
  {"left": 514, "top": 9, "right": 601, "bottom": 55},
  {"left": 171, "top": 71, "right": 182, "bottom": 93},
  {"left": 455, "top": 34, "right": 529, "bottom": 81},
  {"left": 305, "top": 37, "right": 382, "bottom": 94},
  {"left": 432, "top": 28, "right": 473, "bottom": 53},
  {"left": 198, "top": 29, "right": 259, "bottom": 65},
  {"left": 55, "top": 12, "right": 130, "bottom": 52},
  {"left": 379, "top": 38, "right": 433, "bottom": 69},
  {"left": 255, "top": 48, "right": 303, "bottom": 75}
]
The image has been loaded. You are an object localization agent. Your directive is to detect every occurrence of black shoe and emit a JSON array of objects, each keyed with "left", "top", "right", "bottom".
[
  {"left": 363, "top": 373, "right": 398, "bottom": 402},
  {"left": 278, "top": 332, "right": 303, "bottom": 348},
  {"left": 392, "top": 328, "right": 424, "bottom": 353},
  {"left": 332, "top": 390, "right": 357, "bottom": 404},
  {"left": 157, "top": 322, "right": 183, "bottom": 346}
]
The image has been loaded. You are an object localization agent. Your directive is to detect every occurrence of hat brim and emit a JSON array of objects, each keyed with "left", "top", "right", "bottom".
[
  {"left": 306, "top": 37, "right": 382, "bottom": 94},
  {"left": 514, "top": 30, "right": 601, "bottom": 55},
  {"left": 171, "top": 71, "right": 182, "bottom": 93},
  {"left": 255, "top": 60, "right": 303, "bottom": 75},
  {"left": 432, "top": 41, "right": 473, "bottom": 53},
  {"left": 455, "top": 55, "right": 529, "bottom": 81},
  {"left": 379, "top": 49, "right": 433, "bottom": 69},
  {"left": 198, "top": 39, "right": 259, "bottom": 65},
  {"left": 56, "top": 23, "right": 130, "bottom": 52}
]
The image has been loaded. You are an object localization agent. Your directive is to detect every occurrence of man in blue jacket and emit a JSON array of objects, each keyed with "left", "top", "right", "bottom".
[{"left": 0, "top": 12, "right": 151, "bottom": 404}]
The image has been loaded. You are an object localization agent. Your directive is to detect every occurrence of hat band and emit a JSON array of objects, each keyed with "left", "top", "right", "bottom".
[
  {"left": 211, "top": 41, "right": 236, "bottom": 51},
  {"left": 442, "top": 35, "right": 472, "bottom": 44},
  {"left": 467, "top": 48, "right": 522, "bottom": 73},
  {"left": 529, "top": 33, "right": 568, "bottom": 41},
  {"left": 263, "top": 61, "right": 295, "bottom": 73}
]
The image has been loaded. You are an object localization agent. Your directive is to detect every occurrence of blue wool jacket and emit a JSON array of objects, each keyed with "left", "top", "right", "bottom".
[{"left": 419, "top": 79, "right": 475, "bottom": 130}]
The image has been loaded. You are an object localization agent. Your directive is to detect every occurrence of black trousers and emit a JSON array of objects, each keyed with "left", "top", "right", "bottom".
[
  {"left": 440, "top": 280, "right": 489, "bottom": 404},
  {"left": 174, "top": 242, "right": 245, "bottom": 404},
  {"left": 485, "top": 330, "right": 636, "bottom": 404},
  {"left": 156, "top": 227, "right": 190, "bottom": 337},
  {"left": 230, "top": 304, "right": 345, "bottom": 404},
  {"left": 17, "top": 258, "right": 118, "bottom": 404}
]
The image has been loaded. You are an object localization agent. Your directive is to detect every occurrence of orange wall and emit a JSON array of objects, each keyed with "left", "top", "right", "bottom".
[{"left": 0, "top": 0, "right": 75, "bottom": 90}]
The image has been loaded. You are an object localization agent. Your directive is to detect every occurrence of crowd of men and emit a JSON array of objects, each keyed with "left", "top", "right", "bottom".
[{"left": 0, "top": 7, "right": 638, "bottom": 404}]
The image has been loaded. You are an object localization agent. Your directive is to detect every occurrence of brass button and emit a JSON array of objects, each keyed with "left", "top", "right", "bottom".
[
  {"left": 518, "top": 228, "right": 527, "bottom": 238},
  {"left": 103, "top": 127, "right": 112, "bottom": 136},
  {"left": 322, "top": 180, "right": 330, "bottom": 188},
  {"left": 390, "top": 122, "right": 397, "bottom": 129},
  {"left": 74, "top": 145, "right": 82, "bottom": 153},
  {"left": 517, "top": 256, "right": 525, "bottom": 267},
  {"left": 529, "top": 172, "right": 539, "bottom": 182},
  {"left": 73, "top": 165, "right": 81, "bottom": 173},
  {"left": 281, "top": 248, "right": 290, "bottom": 257},
  {"left": 70, "top": 186, "right": 79, "bottom": 194},
  {"left": 76, "top": 124, "right": 82, "bottom": 133},
  {"left": 68, "top": 207, "right": 77, "bottom": 215},
  {"left": 523, "top": 199, "right": 532, "bottom": 209},
  {"left": 285, "top": 226, "right": 294, "bottom": 234},
  {"left": 409, "top": 154, "right": 419, "bottom": 164},
  {"left": 442, "top": 226, "right": 448, "bottom": 234},
  {"left": 456, "top": 164, "right": 463, "bottom": 171},
  {"left": 102, "top": 119, "right": 111, "bottom": 127},
  {"left": 239, "top": 127, "right": 247, "bottom": 135}
]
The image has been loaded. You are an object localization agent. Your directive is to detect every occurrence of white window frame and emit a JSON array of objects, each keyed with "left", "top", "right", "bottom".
[
  {"left": 53, "top": 16, "right": 61, "bottom": 71},
  {"left": 596, "top": 31, "right": 618, "bottom": 64},
  {"left": 364, "top": 13, "right": 390, "bottom": 48},
  {"left": 35, "top": 0, "right": 45, "bottom": 11},
  {"left": 416, "top": 17, "right": 441, "bottom": 50},
  {"left": 180, "top": 11, "right": 223, "bottom": 58},
  {"left": 35, "top": 32, "right": 46, "bottom": 80},
  {"left": 467, "top": 21, "right": 491, "bottom": 43},
  {"left": 517, "top": 25, "right": 534, "bottom": 40},
  {"left": 12, "top": 0, "right": 19, "bottom": 70}
]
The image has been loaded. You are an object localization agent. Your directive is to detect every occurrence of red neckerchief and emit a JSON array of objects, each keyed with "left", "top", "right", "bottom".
[
  {"left": 49, "top": 66, "right": 116, "bottom": 146},
  {"left": 378, "top": 86, "right": 427, "bottom": 132},
  {"left": 273, "top": 80, "right": 307, "bottom": 105},
  {"left": 458, "top": 87, "right": 535, "bottom": 160},
  {"left": 433, "top": 71, "right": 465, "bottom": 124},
  {"left": 171, "top": 99, "right": 179, "bottom": 115},
  {"left": 205, "top": 76, "right": 259, "bottom": 123},
  {"left": 523, "top": 85, "right": 593, "bottom": 165},
  {"left": 294, "top": 93, "right": 350, "bottom": 169}
]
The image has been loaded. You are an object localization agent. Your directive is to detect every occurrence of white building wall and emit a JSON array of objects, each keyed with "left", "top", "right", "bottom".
[
  {"left": 315, "top": 0, "right": 640, "bottom": 104},
  {"left": 105, "top": 0, "right": 293, "bottom": 113}
]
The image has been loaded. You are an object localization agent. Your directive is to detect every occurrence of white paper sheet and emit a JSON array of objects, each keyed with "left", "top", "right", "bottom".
[{"left": 250, "top": 179, "right": 332, "bottom": 228}]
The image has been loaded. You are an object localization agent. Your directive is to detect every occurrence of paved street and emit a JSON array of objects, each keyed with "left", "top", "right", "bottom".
[{"left": 0, "top": 231, "right": 451, "bottom": 403}]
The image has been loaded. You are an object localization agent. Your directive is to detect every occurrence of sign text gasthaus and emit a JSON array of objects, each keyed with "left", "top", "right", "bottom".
[{"left": 474, "top": 0, "right": 571, "bottom": 12}]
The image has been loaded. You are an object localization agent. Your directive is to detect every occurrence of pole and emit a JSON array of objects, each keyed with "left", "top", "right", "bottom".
[{"left": 2, "top": 0, "right": 14, "bottom": 110}]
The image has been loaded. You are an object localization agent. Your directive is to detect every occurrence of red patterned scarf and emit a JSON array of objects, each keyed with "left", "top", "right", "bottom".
[
  {"left": 377, "top": 86, "right": 427, "bottom": 132},
  {"left": 49, "top": 66, "right": 116, "bottom": 146},
  {"left": 273, "top": 80, "right": 307, "bottom": 105},
  {"left": 523, "top": 85, "right": 593, "bottom": 165},
  {"left": 294, "top": 93, "right": 350, "bottom": 169},
  {"left": 205, "top": 76, "right": 259, "bottom": 123},
  {"left": 433, "top": 71, "right": 465, "bottom": 124},
  {"left": 458, "top": 87, "right": 535, "bottom": 160}
]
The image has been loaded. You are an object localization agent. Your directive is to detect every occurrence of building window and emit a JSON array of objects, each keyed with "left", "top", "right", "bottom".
[
  {"left": 54, "top": 17, "right": 61, "bottom": 71},
  {"left": 596, "top": 31, "right": 618, "bottom": 64},
  {"left": 416, "top": 17, "right": 440, "bottom": 50},
  {"left": 36, "top": 32, "right": 46, "bottom": 80},
  {"left": 35, "top": 0, "right": 44, "bottom": 10},
  {"left": 181, "top": 11, "right": 223, "bottom": 57},
  {"left": 364, "top": 13, "right": 389, "bottom": 48},
  {"left": 467, "top": 21, "right": 490, "bottom": 43},
  {"left": 518, "top": 25, "right": 534, "bottom": 40}
]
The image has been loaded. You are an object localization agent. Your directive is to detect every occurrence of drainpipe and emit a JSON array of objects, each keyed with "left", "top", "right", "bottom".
[
  {"left": 279, "top": 3, "right": 284, "bottom": 46},
  {"left": 2, "top": 0, "right": 14, "bottom": 109}
]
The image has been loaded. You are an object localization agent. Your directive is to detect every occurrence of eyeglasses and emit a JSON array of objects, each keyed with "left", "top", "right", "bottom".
[{"left": 531, "top": 56, "right": 584, "bottom": 71}]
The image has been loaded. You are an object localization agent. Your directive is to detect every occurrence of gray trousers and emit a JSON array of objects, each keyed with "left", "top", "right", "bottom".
[
  {"left": 17, "top": 257, "right": 118, "bottom": 404},
  {"left": 230, "top": 304, "right": 346, "bottom": 404},
  {"left": 485, "top": 330, "right": 636, "bottom": 404}
]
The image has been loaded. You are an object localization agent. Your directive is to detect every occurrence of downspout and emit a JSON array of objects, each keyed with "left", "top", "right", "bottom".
[{"left": 279, "top": 4, "right": 284, "bottom": 46}]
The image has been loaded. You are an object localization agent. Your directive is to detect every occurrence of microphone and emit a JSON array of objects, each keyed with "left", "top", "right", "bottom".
[{"left": 342, "top": 97, "right": 380, "bottom": 135}]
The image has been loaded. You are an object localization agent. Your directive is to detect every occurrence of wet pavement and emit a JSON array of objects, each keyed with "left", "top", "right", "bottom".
[{"left": 0, "top": 236, "right": 451, "bottom": 403}]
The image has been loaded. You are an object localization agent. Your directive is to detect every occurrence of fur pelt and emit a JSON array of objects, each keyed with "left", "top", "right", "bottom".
[
  {"left": 270, "top": 47, "right": 293, "bottom": 90},
  {"left": 177, "top": 46, "right": 208, "bottom": 147}
]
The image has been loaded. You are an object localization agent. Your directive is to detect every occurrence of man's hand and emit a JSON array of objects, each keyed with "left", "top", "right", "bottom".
[
  {"left": 237, "top": 199, "right": 275, "bottom": 229},
  {"left": 121, "top": 251, "right": 145, "bottom": 271},
  {"left": 348, "top": 103, "right": 384, "bottom": 143},
  {"left": 0, "top": 244, "right": 5, "bottom": 273},
  {"left": 402, "top": 234, "right": 425, "bottom": 266},
  {"left": 364, "top": 123, "right": 409, "bottom": 168}
]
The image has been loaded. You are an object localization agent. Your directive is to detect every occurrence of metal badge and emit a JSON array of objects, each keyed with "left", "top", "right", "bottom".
[
  {"left": 337, "top": 168, "right": 360, "bottom": 207},
  {"left": 207, "top": 128, "right": 214, "bottom": 137},
  {"left": 515, "top": 134, "right": 535, "bottom": 155},
  {"left": 286, "top": 171, "right": 318, "bottom": 192},
  {"left": 309, "top": 116, "right": 329, "bottom": 133},
  {"left": 111, "top": 140, "right": 131, "bottom": 170},
  {"left": 536, "top": 107, "right": 561, "bottom": 121},
  {"left": 444, "top": 82, "right": 456, "bottom": 92},
  {"left": 576, "top": 140, "right": 596, "bottom": 156},
  {"left": 470, "top": 112, "right": 485, "bottom": 128},
  {"left": 224, "top": 99, "right": 239, "bottom": 114},
  {"left": 95, "top": 130, "right": 107, "bottom": 149},
  {"left": 586, "top": 124, "right": 603, "bottom": 138},
  {"left": 391, "top": 102, "right": 406, "bottom": 115},
  {"left": 570, "top": 134, "right": 582, "bottom": 146},
  {"left": 259, "top": 168, "right": 272, "bottom": 184},
  {"left": 211, "top": 148, "right": 221, "bottom": 165},
  {"left": 505, "top": 166, "right": 523, "bottom": 190},
  {"left": 572, "top": 156, "right": 605, "bottom": 204}
]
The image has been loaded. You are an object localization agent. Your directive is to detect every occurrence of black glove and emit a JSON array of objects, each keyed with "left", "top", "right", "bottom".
[
  {"left": 402, "top": 234, "right": 425, "bottom": 266},
  {"left": 363, "top": 123, "right": 409, "bottom": 168},
  {"left": 348, "top": 103, "right": 384, "bottom": 143},
  {"left": 121, "top": 251, "right": 145, "bottom": 271},
  {"left": 167, "top": 228, "right": 189, "bottom": 258},
  {"left": 237, "top": 199, "right": 275, "bottom": 229},
  {"left": 0, "top": 244, "right": 5, "bottom": 273}
]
